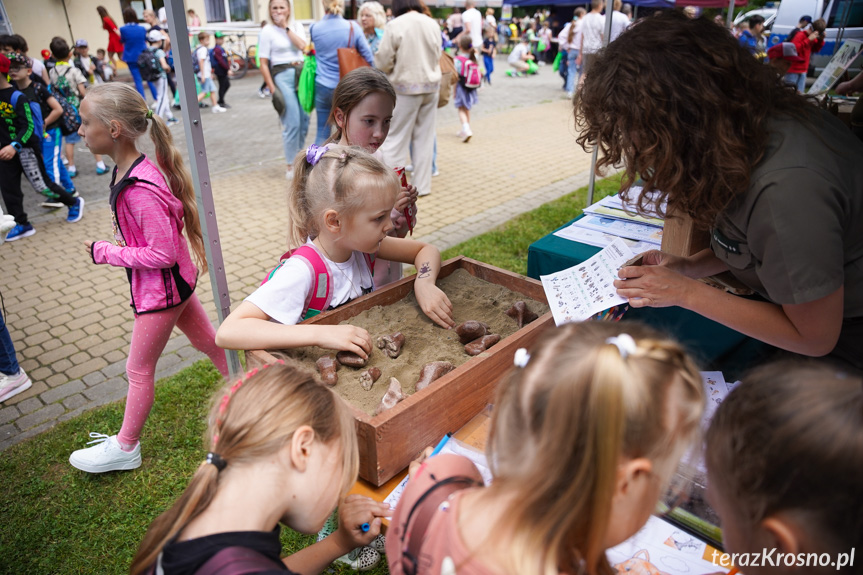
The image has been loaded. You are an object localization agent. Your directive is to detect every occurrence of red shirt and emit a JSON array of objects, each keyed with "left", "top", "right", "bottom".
[{"left": 788, "top": 30, "right": 824, "bottom": 74}]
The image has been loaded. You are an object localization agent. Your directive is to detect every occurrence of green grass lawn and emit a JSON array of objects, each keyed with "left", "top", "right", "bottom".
[{"left": 0, "top": 175, "right": 620, "bottom": 575}]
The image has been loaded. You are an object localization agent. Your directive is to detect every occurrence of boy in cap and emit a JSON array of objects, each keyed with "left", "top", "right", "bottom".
[
  {"left": 0, "top": 54, "right": 85, "bottom": 241},
  {"left": 72, "top": 39, "right": 106, "bottom": 85},
  {"left": 8, "top": 51, "right": 78, "bottom": 204},
  {"left": 211, "top": 31, "right": 231, "bottom": 109},
  {"left": 146, "top": 30, "right": 179, "bottom": 125}
]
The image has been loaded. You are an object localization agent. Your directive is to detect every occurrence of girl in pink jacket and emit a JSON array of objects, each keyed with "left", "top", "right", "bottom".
[{"left": 69, "top": 83, "right": 228, "bottom": 474}]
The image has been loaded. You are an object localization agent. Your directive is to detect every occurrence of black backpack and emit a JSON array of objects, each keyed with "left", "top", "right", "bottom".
[
  {"left": 137, "top": 48, "right": 163, "bottom": 82},
  {"left": 50, "top": 68, "right": 81, "bottom": 136}
]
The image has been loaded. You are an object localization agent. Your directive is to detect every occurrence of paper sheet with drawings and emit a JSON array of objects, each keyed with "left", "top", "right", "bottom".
[
  {"left": 598, "top": 186, "right": 668, "bottom": 220},
  {"left": 573, "top": 214, "right": 664, "bottom": 245},
  {"left": 690, "top": 371, "right": 741, "bottom": 475},
  {"left": 540, "top": 238, "right": 635, "bottom": 326},
  {"left": 607, "top": 515, "right": 732, "bottom": 575},
  {"left": 383, "top": 437, "right": 492, "bottom": 509},
  {"left": 553, "top": 224, "right": 657, "bottom": 255}
]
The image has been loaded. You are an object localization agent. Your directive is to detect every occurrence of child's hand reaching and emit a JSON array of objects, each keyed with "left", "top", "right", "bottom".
[
  {"left": 414, "top": 281, "right": 455, "bottom": 329},
  {"left": 333, "top": 494, "right": 391, "bottom": 550},
  {"left": 393, "top": 185, "right": 419, "bottom": 234},
  {"left": 314, "top": 324, "right": 373, "bottom": 359}
]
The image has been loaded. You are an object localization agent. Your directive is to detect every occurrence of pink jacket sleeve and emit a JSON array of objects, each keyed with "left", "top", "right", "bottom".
[{"left": 91, "top": 187, "right": 179, "bottom": 270}]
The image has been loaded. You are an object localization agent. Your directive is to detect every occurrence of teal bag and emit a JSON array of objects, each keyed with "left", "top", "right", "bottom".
[{"left": 298, "top": 54, "right": 316, "bottom": 114}]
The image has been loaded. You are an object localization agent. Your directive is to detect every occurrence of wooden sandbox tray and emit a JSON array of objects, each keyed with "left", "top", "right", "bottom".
[{"left": 247, "top": 256, "right": 553, "bottom": 486}]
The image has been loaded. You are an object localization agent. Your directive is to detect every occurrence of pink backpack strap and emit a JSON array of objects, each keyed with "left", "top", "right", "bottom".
[
  {"left": 260, "top": 245, "right": 332, "bottom": 320},
  {"left": 290, "top": 245, "right": 332, "bottom": 319}
]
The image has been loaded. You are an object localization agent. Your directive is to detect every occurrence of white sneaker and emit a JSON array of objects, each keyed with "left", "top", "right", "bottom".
[
  {"left": 69, "top": 433, "right": 142, "bottom": 473},
  {"left": 405, "top": 164, "right": 413, "bottom": 172},
  {"left": 212, "top": 105, "right": 227, "bottom": 113},
  {"left": 432, "top": 168, "right": 440, "bottom": 177},
  {"left": 0, "top": 370, "right": 32, "bottom": 403},
  {"left": 462, "top": 128, "right": 473, "bottom": 143}
]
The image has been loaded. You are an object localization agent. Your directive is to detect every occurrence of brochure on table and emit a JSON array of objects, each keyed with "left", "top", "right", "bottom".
[{"left": 540, "top": 238, "right": 635, "bottom": 325}]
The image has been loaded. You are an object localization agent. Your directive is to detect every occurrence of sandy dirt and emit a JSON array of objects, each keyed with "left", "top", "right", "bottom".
[{"left": 274, "top": 269, "right": 549, "bottom": 416}]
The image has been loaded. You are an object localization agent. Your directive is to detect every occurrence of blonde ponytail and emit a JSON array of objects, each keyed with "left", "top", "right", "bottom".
[
  {"left": 486, "top": 322, "right": 704, "bottom": 575},
  {"left": 148, "top": 116, "right": 208, "bottom": 273},
  {"left": 84, "top": 83, "right": 207, "bottom": 274},
  {"left": 130, "top": 363, "right": 359, "bottom": 574}
]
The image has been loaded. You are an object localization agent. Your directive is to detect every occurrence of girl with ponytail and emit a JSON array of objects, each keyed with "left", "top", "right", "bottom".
[
  {"left": 69, "top": 83, "right": 229, "bottom": 474},
  {"left": 387, "top": 322, "right": 705, "bottom": 575},
  {"left": 130, "top": 362, "right": 389, "bottom": 575}
]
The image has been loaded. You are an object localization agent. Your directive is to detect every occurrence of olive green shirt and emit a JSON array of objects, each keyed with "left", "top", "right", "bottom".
[{"left": 711, "top": 109, "right": 863, "bottom": 367}]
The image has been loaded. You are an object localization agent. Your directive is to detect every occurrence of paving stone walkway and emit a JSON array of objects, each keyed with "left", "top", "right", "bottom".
[{"left": 0, "top": 60, "right": 597, "bottom": 450}]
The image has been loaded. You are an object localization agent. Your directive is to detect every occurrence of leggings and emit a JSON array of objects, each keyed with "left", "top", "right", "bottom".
[{"left": 117, "top": 293, "right": 228, "bottom": 446}]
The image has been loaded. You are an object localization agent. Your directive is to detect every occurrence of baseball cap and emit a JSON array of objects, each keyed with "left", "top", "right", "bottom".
[
  {"left": 75, "top": 38, "right": 88, "bottom": 47},
  {"left": 0, "top": 54, "right": 9, "bottom": 74},
  {"left": 799, "top": 15, "right": 813, "bottom": 23},
  {"left": 147, "top": 29, "right": 164, "bottom": 42},
  {"left": 6, "top": 52, "right": 31, "bottom": 69},
  {"left": 214, "top": 31, "right": 225, "bottom": 38},
  {"left": 767, "top": 42, "right": 804, "bottom": 63}
]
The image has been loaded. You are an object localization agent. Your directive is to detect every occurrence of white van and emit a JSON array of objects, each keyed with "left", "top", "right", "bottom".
[{"left": 767, "top": 0, "right": 863, "bottom": 74}]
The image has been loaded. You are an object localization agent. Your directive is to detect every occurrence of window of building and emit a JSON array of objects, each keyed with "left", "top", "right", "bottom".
[{"left": 205, "top": 0, "right": 253, "bottom": 22}]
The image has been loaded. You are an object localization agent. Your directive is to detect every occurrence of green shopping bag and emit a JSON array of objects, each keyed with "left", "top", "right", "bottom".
[
  {"left": 552, "top": 51, "right": 562, "bottom": 72},
  {"left": 298, "top": 54, "right": 316, "bottom": 114},
  {"left": 527, "top": 60, "right": 539, "bottom": 75}
]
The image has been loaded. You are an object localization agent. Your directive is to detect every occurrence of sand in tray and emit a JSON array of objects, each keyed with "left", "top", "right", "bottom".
[{"left": 273, "top": 269, "right": 549, "bottom": 416}]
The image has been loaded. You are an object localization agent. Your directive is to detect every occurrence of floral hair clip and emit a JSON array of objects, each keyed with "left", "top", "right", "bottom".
[{"left": 306, "top": 144, "right": 330, "bottom": 166}]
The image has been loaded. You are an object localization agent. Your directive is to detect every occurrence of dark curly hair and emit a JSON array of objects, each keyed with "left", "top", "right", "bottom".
[{"left": 574, "top": 11, "right": 812, "bottom": 228}]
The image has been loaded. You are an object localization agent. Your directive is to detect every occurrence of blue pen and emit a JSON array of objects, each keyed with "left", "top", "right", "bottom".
[{"left": 429, "top": 433, "right": 452, "bottom": 458}]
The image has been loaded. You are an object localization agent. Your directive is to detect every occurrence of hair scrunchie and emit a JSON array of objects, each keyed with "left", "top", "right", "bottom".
[
  {"left": 206, "top": 451, "right": 227, "bottom": 471},
  {"left": 306, "top": 144, "right": 329, "bottom": 166}
]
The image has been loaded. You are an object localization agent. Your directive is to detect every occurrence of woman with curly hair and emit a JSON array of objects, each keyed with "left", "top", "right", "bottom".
[{"left": 575, "top": 11, "right": 863, "bottom": 372}]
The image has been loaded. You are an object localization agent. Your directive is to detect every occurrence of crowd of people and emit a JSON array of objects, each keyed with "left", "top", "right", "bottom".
[{"left": 1, "top": 4, "right": 862, "bottom": 575}]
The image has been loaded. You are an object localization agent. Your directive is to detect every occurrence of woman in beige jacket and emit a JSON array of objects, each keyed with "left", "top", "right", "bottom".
[{"left": 374, "top": 0, "right": 441, "bottom": 197}]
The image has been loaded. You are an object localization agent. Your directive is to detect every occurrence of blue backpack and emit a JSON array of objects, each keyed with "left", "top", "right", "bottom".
[{"left": 10, "top": 90, "right": 44, "bottom": 144}]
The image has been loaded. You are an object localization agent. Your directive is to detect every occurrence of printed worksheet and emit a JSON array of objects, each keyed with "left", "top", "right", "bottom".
[
  {"left": 540, "top": 238, "right": 635, "bottom": 325},
  {"left": 607, "top": 516, "right": 731, "bottom": 575},
  {"left": 553, "top": 224, "right": 657, "bottom": 255},
  {"left": 598, "top": 186, "right": 668, "bottom": 220}
]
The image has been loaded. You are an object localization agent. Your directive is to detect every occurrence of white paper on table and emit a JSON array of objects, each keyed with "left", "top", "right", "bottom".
[
  {"left": 607, "top": 516, "right": 731, "bottom": 575},
  {"left": 553, "top": 224, "right": 657, "bottom": 255},
  {"left": 540, "top": 238, "right": 634, "bottom": 326},
  {"left": 382, "top": 437, "right": 492, "bottom": 509},
  {"left": 598, "top": 186, "right": 668, "bottom": 218},
  {"left": 583, "top": 203, "right": 665, "bottom": 227},
  {"left": 572, "top": 214, "right": 664, "bottom": 245}
]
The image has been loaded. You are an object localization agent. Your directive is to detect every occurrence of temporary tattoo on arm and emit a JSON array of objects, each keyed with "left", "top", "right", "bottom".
[{"left": 418, "top": 262, "right": 431, "bottom": 279}]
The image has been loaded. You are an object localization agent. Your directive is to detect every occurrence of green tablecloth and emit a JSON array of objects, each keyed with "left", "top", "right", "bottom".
[{"left": 527, "top": 216, "right": 750, "bottom": 366}]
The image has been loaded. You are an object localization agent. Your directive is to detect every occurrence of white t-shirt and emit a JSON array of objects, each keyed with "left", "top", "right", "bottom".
[
  {"left": 581, "top": 11, "right": 605, "bottom": 54},
  {"left": 30, "top": 58, "right": 46, "bottom": 78},
  {"left": 508, "top": 42, "right": 529, "bottom": 64},
  {"left": 194, "top": 44, "right": 212, "bottom": 77},
  {"left": 462, "top": 7, "right": 483, "bottom": 49},
  {"left": 610, "top": 11, "right": 630, "bottom": 42},
  {"left": 258, "top": 22, "right": 307, "bottom": 65},
  {"left": 485, "top": 14, "right": 497, "bottom": 30},
  {"left": 245, "top": 241, "right": 374, "bottom": 325}
]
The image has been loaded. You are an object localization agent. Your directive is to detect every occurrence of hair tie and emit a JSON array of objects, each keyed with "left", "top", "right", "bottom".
[
  {"left": 513, "top": 348, "right": 531, "bottom": 368},
  {"left": 206, "top": 452, "right": 227, "bottom": 471},
  {"left": 606, "top": 334, "right": 637, "bottom": 359},
  {"left": 306, "top": 144, "right": 329, "bottom": 166},
  {"left": 146, "top": 109, "right": 153, "bottom": 120}
]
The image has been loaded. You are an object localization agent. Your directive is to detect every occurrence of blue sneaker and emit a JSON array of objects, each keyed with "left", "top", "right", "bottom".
[
  {"left": 96, "top": 165, "right": 108, "bottom": 175},
  {"left": 68, "top": 167, "right": 77, "bottom": 178},
  {"left": 6, "top": 223, "right": 35, "bottom": 242},
  {"left": 67, "top": 197, "right": 85, "bottom": 223}
]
